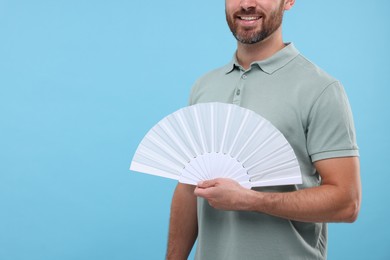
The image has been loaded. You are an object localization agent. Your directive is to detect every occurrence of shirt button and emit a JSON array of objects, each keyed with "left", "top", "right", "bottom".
[
  {"left": 242, "top": 74, "right": 247, "bottom": 79},
  {"left": 236, "top": 89, "right": 241, "bottom": 95}
]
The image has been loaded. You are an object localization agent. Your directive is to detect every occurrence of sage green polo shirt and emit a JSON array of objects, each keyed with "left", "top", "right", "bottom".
[{"left": 189, "top": 43, "right": 359, "bottom": 260}]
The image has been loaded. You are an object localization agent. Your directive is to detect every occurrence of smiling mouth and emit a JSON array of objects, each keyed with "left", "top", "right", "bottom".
[{"left": 238, "top": 16, "right": 262, "bottom": 21}]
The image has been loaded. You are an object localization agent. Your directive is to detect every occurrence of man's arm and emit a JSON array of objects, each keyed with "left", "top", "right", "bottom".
[
  {"left": 194, "top": 156, "right": 361, "bottom": 223},
  {"left": 166, "top": 183, "right": 198, "bottom": 260}
]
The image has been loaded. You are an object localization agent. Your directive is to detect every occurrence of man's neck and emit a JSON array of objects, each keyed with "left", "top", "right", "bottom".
[{"left": 236, "top": 27, "right": 285, "bottom": 70}]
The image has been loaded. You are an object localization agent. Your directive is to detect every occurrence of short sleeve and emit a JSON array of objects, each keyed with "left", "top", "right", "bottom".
[
  {"left": 188, "top": 79, "right": 201, "bottom": 106},
  {"left": 307, "top": 81, "right": 359, "bottom": 162}
]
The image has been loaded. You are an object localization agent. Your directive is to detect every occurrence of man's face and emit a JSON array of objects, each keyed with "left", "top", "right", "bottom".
[{"left": 225, "top": 0, "right": 286, "bottom": 44}]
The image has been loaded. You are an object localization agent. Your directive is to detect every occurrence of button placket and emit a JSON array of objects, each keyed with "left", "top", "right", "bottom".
[{"left": 233, "top": 71, "right": 247, "bottom": 105}]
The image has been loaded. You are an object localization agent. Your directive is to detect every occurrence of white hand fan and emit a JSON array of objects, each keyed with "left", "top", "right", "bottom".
[{"left": 130, "top": 102, "right": 302, "bottom": 188}]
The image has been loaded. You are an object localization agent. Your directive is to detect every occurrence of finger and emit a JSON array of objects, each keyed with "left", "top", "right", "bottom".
[
  {"left": 194, "top": 187, "right": 207, "bottom": 198},
  {"left": 197, "top": 179, "right": 218, "bottom": 188}
]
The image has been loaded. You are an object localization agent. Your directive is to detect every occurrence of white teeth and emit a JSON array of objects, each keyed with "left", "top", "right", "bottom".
[{"left": 240, "top": 16, "right": 259, "bottom": 21}]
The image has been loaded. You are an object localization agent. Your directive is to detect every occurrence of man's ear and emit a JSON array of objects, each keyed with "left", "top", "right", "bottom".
[{"left": 284, "top": 0, "right": 295, "bottom": 11}]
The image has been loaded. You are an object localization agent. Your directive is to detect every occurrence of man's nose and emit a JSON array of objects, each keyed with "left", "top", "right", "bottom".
[{"left": 240, "top": 0, "right": 256, "bottom": 11}]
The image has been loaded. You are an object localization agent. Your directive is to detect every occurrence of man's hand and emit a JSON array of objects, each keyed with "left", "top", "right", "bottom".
[{"left": 194, "top": 178, "right": 252, "bottom": 211}]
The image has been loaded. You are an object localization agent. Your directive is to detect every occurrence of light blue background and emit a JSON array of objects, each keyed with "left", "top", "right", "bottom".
[{"left": 0, "top": 0, "right": 389, "bottom": 259}]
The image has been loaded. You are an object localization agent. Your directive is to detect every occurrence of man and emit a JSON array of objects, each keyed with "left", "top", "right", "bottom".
[{"left": 167, "top": 0, "right": 361, "bottom": 259}]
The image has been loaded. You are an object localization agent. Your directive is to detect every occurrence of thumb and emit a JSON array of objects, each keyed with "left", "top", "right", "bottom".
[{"left": 197, "top": 179, "right": 218, "bottom": 188}]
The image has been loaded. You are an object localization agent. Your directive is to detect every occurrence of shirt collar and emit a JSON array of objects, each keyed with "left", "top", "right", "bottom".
[{"left": 224, "top": 43, "right": 300, "bottom": 75}]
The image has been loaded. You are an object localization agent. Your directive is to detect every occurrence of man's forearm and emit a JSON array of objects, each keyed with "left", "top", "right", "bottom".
[
  {"left": 250, "top": 156, "right": 360, "bottom": 223},
  {"left": 166, "top": 184, "right": 198, "bottom": 260},
  {"left": 245, "top": 184, "right": 359, "bottom": 223},
  {"left": 195, "top": 157, "right": 361, "bottom": 223}
]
